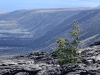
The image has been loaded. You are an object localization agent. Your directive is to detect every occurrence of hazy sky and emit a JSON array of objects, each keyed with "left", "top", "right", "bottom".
[{"left": 0, "top": 0, "right": 100, "bottom": 11}]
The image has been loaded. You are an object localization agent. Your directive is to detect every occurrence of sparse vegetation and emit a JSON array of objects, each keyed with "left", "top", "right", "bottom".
[{"left": 55, "top": 20, "right": 81, "bottom": 65}]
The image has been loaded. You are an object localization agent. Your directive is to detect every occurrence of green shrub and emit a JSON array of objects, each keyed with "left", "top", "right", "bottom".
[{"left": 55, "top": 20, "right": 81, "bottom": 65}]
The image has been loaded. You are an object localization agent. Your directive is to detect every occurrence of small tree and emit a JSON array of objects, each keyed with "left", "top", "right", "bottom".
[{"left": 55, "top": 20, "right": 80, "bottom": 65}]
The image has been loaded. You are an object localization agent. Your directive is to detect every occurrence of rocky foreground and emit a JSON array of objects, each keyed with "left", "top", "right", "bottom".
[{"left": 0, "top": 45, "right": 100, "bottom": 75}]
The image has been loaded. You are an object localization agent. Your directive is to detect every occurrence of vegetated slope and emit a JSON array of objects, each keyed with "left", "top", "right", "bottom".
[{"left": 0, "top": 8, "right": 100, "bottom": 55}]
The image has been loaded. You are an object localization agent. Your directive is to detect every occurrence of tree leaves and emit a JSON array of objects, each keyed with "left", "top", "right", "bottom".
[{"left": 55, "top": 20, "right": 81, "bottom": 65}]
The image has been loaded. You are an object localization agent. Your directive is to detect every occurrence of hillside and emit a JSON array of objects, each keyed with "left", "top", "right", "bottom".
[
  {"left": 0, "top": 8, "right": 100, "bottom": 55},
  {"left": 97, "top": 5, "right": 100, "bottom": 8}
]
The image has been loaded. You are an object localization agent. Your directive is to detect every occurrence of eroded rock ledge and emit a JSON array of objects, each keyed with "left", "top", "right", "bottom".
[{"left": 0, "top": 45, "right": 100, "bottom": 75}]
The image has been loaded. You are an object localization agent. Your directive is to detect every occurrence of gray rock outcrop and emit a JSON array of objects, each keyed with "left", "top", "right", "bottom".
[{"left": 0, "top": 45, "right": 100, "bottom": 75}]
